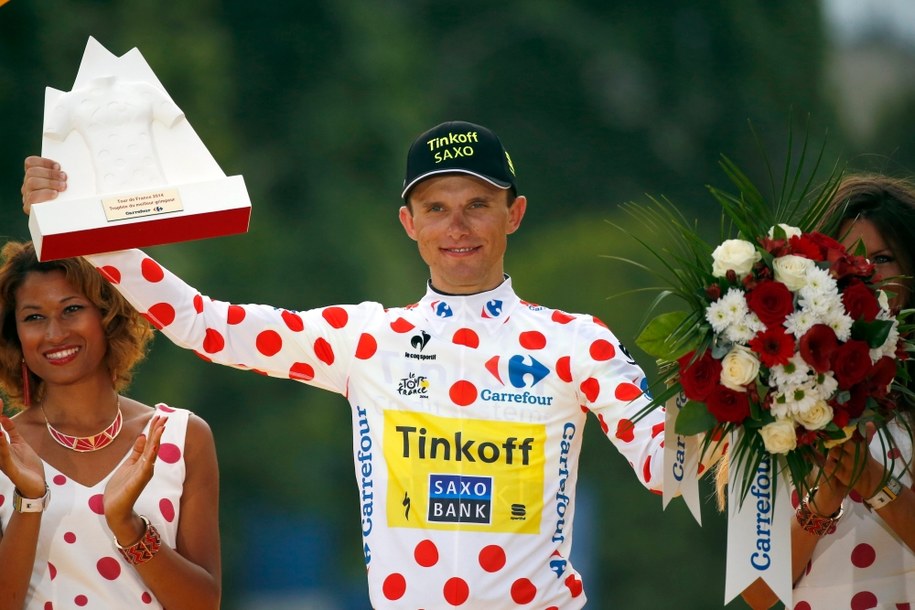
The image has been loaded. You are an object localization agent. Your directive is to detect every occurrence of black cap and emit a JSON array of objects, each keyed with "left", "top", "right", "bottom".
[{"left": 401, "top": 120, "right": 517, "bottom": 199}]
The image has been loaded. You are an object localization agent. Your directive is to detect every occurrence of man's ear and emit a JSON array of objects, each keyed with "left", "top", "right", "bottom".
[
  {"left": 507, "top": 195, "right": 527, "bottom": 235},
  {"left": 399, "top": 205, "right": 417, "bottom": 240}
]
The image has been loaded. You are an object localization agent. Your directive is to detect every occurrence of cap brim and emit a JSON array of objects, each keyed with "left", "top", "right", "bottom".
[{"left": 401, "top": 170, "right": 513, "bottom": 199}]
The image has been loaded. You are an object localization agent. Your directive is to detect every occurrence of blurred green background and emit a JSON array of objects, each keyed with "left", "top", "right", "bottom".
[{"left": 2, "top": 1, "right": 915, "bottom": 608}]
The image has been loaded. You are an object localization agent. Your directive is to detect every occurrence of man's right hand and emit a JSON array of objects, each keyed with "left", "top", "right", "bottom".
[{"left": 21, "top": 156, "right": 68, "bottom": 214}]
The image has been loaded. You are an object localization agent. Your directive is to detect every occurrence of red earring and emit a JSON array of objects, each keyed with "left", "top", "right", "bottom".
[{"left": 21, "top": 358, "right": 31, "bottom": 407}]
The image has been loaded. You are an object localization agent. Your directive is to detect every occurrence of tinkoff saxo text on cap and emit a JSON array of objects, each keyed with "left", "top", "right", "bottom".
[{"left": 401, "top": 120, "right": 517, "bottom": 199}]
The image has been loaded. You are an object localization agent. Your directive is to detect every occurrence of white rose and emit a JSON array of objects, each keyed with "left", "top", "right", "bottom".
[
  {"left": 720, "top": 345, "right": 760, "bottom": 391},
  {"left": 773, "top": 255, "right": 815, "bottom": 292},
  {"left": 768, "top": 224, "right": 802, "bottom": 240},
  {"left": 712, "top": 239, "right": 761, "bottom": 278},
  {"left": 793, "top": 399, "right": 833, "bottom": 431},
  {"left": 759, "top": 418, "right": 798, "bottom": 454}
]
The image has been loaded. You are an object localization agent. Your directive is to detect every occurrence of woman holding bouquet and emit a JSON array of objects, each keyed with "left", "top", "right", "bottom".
[
  {"left": 0, "top": 241, "right": 221, "bottom": 609},
  {"left": 735, "top": 174, "right": 915, "bottom": 609}
]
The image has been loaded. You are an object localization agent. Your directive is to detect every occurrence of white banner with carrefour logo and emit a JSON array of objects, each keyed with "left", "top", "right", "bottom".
[
  {"left": 723, "top": 436, "right": 792, "bottom": 606},
  {"left": 662, "top": 390, "right": 702, "bottom": 524}
]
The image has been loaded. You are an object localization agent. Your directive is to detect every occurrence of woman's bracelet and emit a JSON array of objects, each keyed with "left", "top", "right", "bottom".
[
  {"left": 796, "top": 487, "right": 843, "bottom": 536},
  {"left": 114, "top": 515, "right": 162, "bottom": 565}
]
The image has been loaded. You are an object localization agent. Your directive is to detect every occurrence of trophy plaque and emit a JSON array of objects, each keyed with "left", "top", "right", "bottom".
[{"left": 29, "top": 37, "right": 251, "bottom": 261}]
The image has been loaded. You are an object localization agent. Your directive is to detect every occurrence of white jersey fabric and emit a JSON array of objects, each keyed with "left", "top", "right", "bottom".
[
  {"left": 792, "top": 418, "right": 915, "bottom": 608},
  {"left": 86, "top": 249, "right": 665, "bottom": 609},
  {"left": 0, "top": 404, "right": 189, "bottom": 609}
]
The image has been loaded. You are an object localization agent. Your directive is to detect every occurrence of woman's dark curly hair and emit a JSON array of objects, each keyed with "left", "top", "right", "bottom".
[{"left": 0, "top": 241, "right": 153, "bottom": 409}]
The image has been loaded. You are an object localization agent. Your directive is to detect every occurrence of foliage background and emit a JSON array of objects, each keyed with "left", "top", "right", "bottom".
[{"left": 2, "top": 1, "right": 915, "bottom": 608}]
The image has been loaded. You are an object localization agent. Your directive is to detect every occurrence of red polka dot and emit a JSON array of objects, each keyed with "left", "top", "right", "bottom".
[
  {"left": 519, "top": 331, "right": 546, "bottom": 349},
  {"left": 616, "top": 419, "right": 635, "bottom": 442},
  {"left": 256, "top": 330, "right": 283, "bottom": 356},
  {"left": 414, "top": 539, "right": 439, "bottom": 567},
  {"left": 597, "top": 413, "right": 609, "bottom": 434},
  {"left": 851, "top": 591, "right": 878, "bottom": 610},
  {"left": 64, "top": 532, "right": 76, "bottom": 543},
  {"left": 202, "top": 328, "right": 225, "bottom": 353},
  {"left": 888, "top": 447, "right": 902, "bottom": 460},
  {"left": 589, "top": 339, "right": 615, "bottom": 361},
  {"left": 794, "top": 602, "right": 811, "bottom": 610},
  {"left": 88, "top": 494, "right": 105, "bottom": 515},
  {"left": 592, "top": 316, "right": 609, "bottom": 329},
  {"left": 97, "top": 556, "right": 121, "bottom": 580},
  {"left": 556, "top": 356, "right": 572, "bottom": 382},
  {"left": 145, "top": 303, "right": 175, "bottom": 328},
  {"left": 193, "top": 294, "right": 204, "bottom": 313},
  {"left": 453, "top": 328, "right": 479, "bottom": 348},
  {"left": 290, "top": 362, "right": 315, "bottom": 381},
  {"left": 479, "top": 545, "right": 506, "bottom": 572},
  {"left": 49, "top": 563, "right": 56, "bottom": 579},
  {"left": 356, "top": 334, "right": 377, "bottom": 359},
  {"left": 140, "top": 258, "right": 164, "bottom": 283},
  {"left": 322, "top": 306, "right": 348, "bottom": 329},
  {"left": 75, "top": 594, "right": 88, "bottom": 606},
  {"left": 195, "top": 351, "right": 213, "bottom": 362},
  {"left": 390, "top": 317, "right": 414, "bottom": 333},
  {"left": 449, "top": 381, "right": 477, "bottom": 407},
  {"left": 551, "top": 311, "right": 574, "bottom": 324},
  {"left": 160, "top": 498, "right": 176, "bottom": 522},
  {"left": 564, "top": 573, "right": 583, "bottom": 597},
  {"left": 651, "top": 422, "right": 664, "bottom": 438},
  {"left": 580, "top": 378, "right": 600, "bottom": 402},
  {"left": 227, "top": 305, "right": 246, "bottom": 325},
  {"left": 282, "top": 310, "right": 304, "bottom": 332},
  {"left": 158, "top": 443, "right": 181, "bottom": 464},
  {"left": 382, "top": 573, "right": 406, "bottom": 600},
  {"left": 159, "top": 405, "right": 176, "bottom": 413},
  {"left": 851, "top": 543, "right": 876, "bottom": 568},
  {"left": 643, "top": 455, "right": 653, "bottom": 483},
  {"left": 443, "top": 577, "right": 470, "bottom": 606},
  {"left": 44, "top": 602, "right": 52, "bottom": 610},
  {"left": 615, "top": 382, "right": 642, "bottom": 401},
  {"left": 511, "top": 578, "right": 537, "bottom": 604},
  {"left": 0, "top": 495, "right": 4, "bottom": 508},
  {"left": 97, "top": 265, "right": 121, "bottom": 283},
  {"left": 141, "top": 592, "right": 153, "bottom": 603},
  {"left": 314, "top": 338, "right": 335, "bottom": 365}
]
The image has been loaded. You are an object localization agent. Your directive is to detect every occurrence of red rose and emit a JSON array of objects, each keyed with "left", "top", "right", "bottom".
[
  {"left": 749, "top": 328, "right": 796, "bottom": 367},
  {"left": 831, "top": 253, "right": 875, "bottom": 282},
  {"left": 758, "top": 236, "right": 789, "bottom": 257},
  {"left": 788, "top": 234, "right": 822, "bottom": 261},
  {"left": 842, "top": 279, "right": 881, "bottom": 321},
  {"left": 706, "top": 385, "right": 751, "bottom": 424},
  {"left": 805, "top": 231, "right": 845, "bottom": 260},
  {"left": 746, "top": 280, "right": 794, "bottom": 327},
  {"left": 677, "top": 350, "right": 722, "bottom": 402},
  {"left": 799, "top": 324, "right": 839, "bottom": 373},
  {"left": 831, "top": 339, "right": 873, "bottom": 389}
]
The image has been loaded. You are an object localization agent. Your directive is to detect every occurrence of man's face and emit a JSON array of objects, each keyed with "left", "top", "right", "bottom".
[{"left": 399, "top": 175, "right": 526, "bottom": 294}]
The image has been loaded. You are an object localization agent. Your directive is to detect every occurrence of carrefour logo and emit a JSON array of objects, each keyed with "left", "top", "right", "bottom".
[
  {"left": 482, "top": 299, "right": 503, "bottom": 318},
  {"left": 486, "top": 354, "right": 549, "bottom": 388},
  {"left": 430, "top": 300, "right": 453, "bottom": 318}
]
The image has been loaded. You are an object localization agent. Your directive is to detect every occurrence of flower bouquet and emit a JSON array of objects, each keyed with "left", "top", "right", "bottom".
[{"left": 615, "top": 134, "right": 914, "bottom": 505}]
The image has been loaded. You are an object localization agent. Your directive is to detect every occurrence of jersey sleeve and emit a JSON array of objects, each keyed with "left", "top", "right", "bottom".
[
  {"left": 85, "top": 249, "right": 380, "bottom": 395},
  {"left": 570, "top": 316, "right": 665, "bottom": 493}
]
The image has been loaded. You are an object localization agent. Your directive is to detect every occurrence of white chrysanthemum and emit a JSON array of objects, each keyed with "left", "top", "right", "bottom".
[
  {"left": 706, "top": 288, "right": 748, "bottom": 332},
  {"left": 772, "top": 383, "right": 818, "bottom": 417},
  {"left": 724, "top": 312, "right": 765, "bottom": 344},
  {"left": 802, "top": 266, "right": 837, "bottom": 295},
  {"left": 769, "top": 354, "right": 811, "bottom": 388},
  {"left": 783, "top": 309, "right": 816, "bottom": 339},
  {"left": 823, "top": 308, "right": 854, "bottom": 342},
  {"left": 810, "top": 372, "right": 838, "bottom": 401},
  {"left": 797, "top": 289, "right": 840, "bottom": 318}
]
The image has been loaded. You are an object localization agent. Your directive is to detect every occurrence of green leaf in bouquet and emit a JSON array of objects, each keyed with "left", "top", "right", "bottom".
[
  {"left": 674, "top": 401, "right": 718, "bottom": 435},
  {"left": 636, "top": 310, "right": 700, "bottom": 360},
  {"left": 851, "top": 319, "right": 894, "bottom": 348}
]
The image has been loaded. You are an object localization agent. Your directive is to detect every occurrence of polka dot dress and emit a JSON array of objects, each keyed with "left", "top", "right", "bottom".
[
  {"left": 0, "top": 404, "right": 188, "bottom": 608},
  {"left": 85, "top": 249, "right": 666, "bottom": 608},
  {"left": 792, "top": 418, "right": 915, "bottom": 608}
]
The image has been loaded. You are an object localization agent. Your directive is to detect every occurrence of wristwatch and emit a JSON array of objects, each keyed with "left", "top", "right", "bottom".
[
  {"left": 13, "top": 484, "right": 50, "bottom": 513},
  {"left": 865, "top": 477, "right": 903, "bottom": 511}
]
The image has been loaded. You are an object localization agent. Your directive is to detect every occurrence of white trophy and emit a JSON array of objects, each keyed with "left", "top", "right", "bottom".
[{"left": 29, "top": 36, "right": 251, "bottom": 261}]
